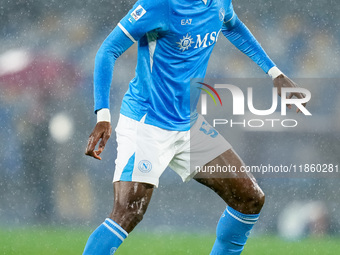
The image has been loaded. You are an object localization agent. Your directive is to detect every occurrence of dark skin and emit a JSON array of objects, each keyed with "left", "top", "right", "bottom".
[
  {"left": 86, "top": 122, "right": 112, "bottom": 160},
  {"left": 85, "top": 75, "right": 306, "bottom": 233},
  {"left": 194, "top": 149, "right": 265, "bottom": 215},
  {"left": 274, "top": 74, "right": 307, "bottom": 113}
]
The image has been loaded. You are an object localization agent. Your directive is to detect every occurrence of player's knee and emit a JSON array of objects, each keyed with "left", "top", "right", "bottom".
[
  {"left": 111, "top": 206, "right": 145, "bottom": 232},
  {"left": 129, "top": 209, "right": 144, "bottom": 224},
  {"left": 249, "top": 188, "right": 265, "bottom": 213},
  {"left": 230, "top": 185, "right": 265, "bottom": 214}
]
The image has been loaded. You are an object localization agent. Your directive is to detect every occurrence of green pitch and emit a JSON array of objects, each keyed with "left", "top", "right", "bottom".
[{"left": 1, "top": 227, "right": 339, "bottom": 254}]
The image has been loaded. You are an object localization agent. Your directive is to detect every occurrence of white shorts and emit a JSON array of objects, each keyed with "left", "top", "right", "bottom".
[{"left": 113, "top": 114, "right": 232, "bottom": 187}]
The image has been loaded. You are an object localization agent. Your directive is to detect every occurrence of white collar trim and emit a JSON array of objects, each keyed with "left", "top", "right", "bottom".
[{"left": 202, "top": 0, "right": 207, "bottom": 5}]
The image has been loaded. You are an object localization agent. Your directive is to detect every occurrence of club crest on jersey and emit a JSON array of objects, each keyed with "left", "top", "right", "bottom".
[
  {"left": 219, "top": 8, "right": 225, "bottom": 21},
  {"left": 138, "top": 160, "right": 152, "bottom": 173},
  {"left": 129, "top": 5, "right": 146, "bottom": 24},
  {"left": 177, "top": 34, "right": 194, "bottom": 51}
]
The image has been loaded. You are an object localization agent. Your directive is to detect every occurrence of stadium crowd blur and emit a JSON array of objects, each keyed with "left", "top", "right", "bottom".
[{"left": 0, "top": 0, "right": 339, "bottom": 238}]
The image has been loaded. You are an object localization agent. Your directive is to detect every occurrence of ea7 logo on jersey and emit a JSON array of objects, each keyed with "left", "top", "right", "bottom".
[
  {"left": 129, "top": 5, "right": 146, "bottom": 23},
  {"left": 177, "top": 30, "right": 221, "bottom": 52},
  {"left": 181, "top": 19, "right": 192, "bottom": 25}
]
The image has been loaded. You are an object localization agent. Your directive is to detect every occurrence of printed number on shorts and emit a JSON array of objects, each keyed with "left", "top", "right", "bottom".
[{"left": 199, "top": 121, "right": 218, "bottom": 138}]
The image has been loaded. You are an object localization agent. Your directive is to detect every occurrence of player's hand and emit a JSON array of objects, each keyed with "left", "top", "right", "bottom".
[
  {"left": 273, "top": 74, "right": 306, "bottom": 113},
  {"left": 85, "top": 122, "right": 112, "bottom": 160}
]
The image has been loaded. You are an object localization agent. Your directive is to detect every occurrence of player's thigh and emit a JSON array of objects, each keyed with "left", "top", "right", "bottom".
[
  {"left": 194, "top": 149, "right": 265, "bottom": 213},
  {"left": 169, "top": 115, "right": 232, "bottom": 182},
  {"left": 190, "top": 115, "right": 232, "bottom": 172}
]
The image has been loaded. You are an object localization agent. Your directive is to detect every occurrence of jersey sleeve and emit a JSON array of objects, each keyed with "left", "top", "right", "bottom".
[
  {"left": 222, "top": 1, "right": 276, "bottom": 73},
  {"left": 94, "top": 27, "right": 134, "bottom": 112},
  {"left": 93, "top": 0, "right": 169, "bottom": 113},
  {"left": 118, "top": 0, "right": 169, "bottom": 43},
  {"left": 224, "top": 1, "right": 236, "bottom": 27}
]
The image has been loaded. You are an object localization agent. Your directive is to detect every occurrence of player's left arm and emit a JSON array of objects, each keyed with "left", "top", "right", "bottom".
[{"left": 222, "top": 4, "right": 306, "bottom": 112}]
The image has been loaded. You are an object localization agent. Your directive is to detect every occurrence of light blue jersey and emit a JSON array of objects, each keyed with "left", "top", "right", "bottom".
[{"left": 94, "top": 0, "right": 275, "bottom": 131}]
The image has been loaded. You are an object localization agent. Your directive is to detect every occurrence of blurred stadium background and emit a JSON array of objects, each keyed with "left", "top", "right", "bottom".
[{"left": 0, "top": 0, "right": 339, "bottom": 254}]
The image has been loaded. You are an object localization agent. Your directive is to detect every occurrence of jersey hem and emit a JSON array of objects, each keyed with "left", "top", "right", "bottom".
[{"left": 119, "top": 109, "right": 197, "bottom": 132}]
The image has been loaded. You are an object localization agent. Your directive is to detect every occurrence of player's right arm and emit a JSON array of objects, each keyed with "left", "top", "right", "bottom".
[
  {"left": 85, "top": 26, "right": 134, "bottom": 160},
  {"left": 85, "top": 0, "right": 169, "bottom": 160}
]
